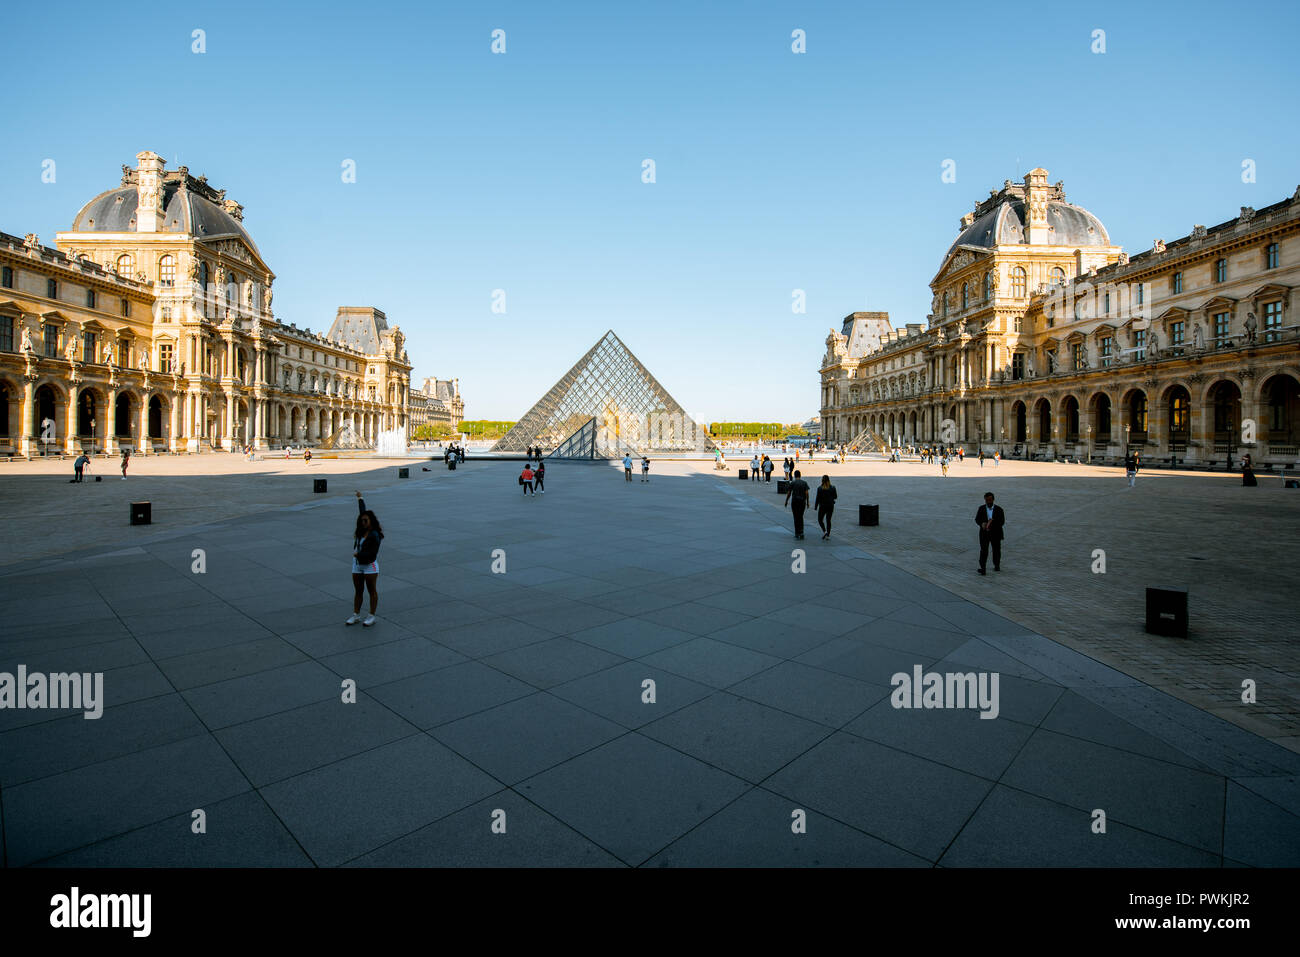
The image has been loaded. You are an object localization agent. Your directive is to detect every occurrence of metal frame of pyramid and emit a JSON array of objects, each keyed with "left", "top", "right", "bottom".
[{"left": 493, "top": 330, "right": 716, "bottom": 459}]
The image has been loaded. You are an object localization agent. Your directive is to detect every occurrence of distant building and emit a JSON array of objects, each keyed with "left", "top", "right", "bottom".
[
  {"left": 409, "top": 377, "right": 463, "bottom": 433},
  {"left": 821, "top": 168, "right": 1300, "bottom": 465},
  {"left": 0, "top": 150, "right": 413, "bottom": 455}
]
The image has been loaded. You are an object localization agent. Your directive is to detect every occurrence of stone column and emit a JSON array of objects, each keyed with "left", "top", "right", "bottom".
[
  {"left": 104, "top": 389, "right": 117, "bottom": 454},
  {"left": 20, "top": 378, "right": 34, "bottom": 457},
  {"left": 225, "top": 390, "right": 236, "bottom": 449},
  {"left": 169, "top": 394, "right": 180, "bottom": 451},
  {"left": 138, "top": 397, "right": 149, "bottom": 452}
]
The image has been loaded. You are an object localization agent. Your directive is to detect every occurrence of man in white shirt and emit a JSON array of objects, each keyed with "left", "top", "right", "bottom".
[
  {"left": 623, "top": 454, "right": 633, "bottom": 482},
  {"left": 975, "top": 492, "right": 1005, "bottom": 574},
  {"left": 750, "top": 455, "right": 760, "bottom": 481}
]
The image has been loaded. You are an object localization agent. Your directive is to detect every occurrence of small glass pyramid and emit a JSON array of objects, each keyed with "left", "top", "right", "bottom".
[{"left": 494, "top": 330, "right": 715, "bottom": 458}]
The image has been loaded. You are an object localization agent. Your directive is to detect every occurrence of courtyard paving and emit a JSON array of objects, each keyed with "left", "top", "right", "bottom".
[{"left": 0, "top": 454, "right": 1297, "bottom": 867}]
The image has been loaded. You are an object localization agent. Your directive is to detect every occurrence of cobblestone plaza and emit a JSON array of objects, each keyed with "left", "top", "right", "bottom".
[{"left": 0, "top": 454, "right": 1295, "bottom": 866}]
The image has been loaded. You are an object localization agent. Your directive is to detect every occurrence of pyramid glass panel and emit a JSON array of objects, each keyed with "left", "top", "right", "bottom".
[{"left": 494, "top": 330, "right": 715, "bottom": 458}]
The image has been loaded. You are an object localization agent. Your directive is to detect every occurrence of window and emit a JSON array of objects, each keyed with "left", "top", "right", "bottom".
[
  {"left": 1266, "top": 243, "right": 1278, "bottom": 269},
  {"left": 1100, "top": 336, "right": 1113, "bottom": 367},
  {"left": 159, "top": 342, "right": 174, "bottom": 373},
  {"left": 86, "top": 288, "right": 96, "bottom": 309},
  {"left": 117, "top": 254, "right": 133, "bottom": 277},
  {"left": 1214, "top": 258, "right": 1227, "bottom": 283},
  {"left": 43, "top": 324, "right": 59, "bottom": 358},
  {"left": 1011, "top": 267, "right": 1027, "bottom": 297},
  {"left": 1170, "top": 320, "right": 1185, "bottom": 352},
  {"left": 1011, "top": 353, "right": 1025, "bottom": 379},
  {"left": 159, "top": 255, "right": 175, "bottom": 287},
  {"left": 961, "top": 283, "right": 968, "bottom": 310},
  {"left": 121, "top": 298, "right": 130, "bottom": 317},
  {"left": 1134, "top": 328, "right": 1146, "bottom": 361},
  {"left": 1, "top": 266, "right": 12, "bottom": 289},
  {"left": 1264, "top": 300, "right": 1282, "bottom": 342},
  {"left": 161, "top": 306, "right": 172, "bottom": 322},
  {"left": 83, "top": 331, "right": 96, "bottom": 362},
  {"left": 1050, "top": 267, "right": 1066, "bottom": 285},
  {"left": 1104, "top": 292, "right": 1111, "bottom": 315},
  {"left": 984, "top": 272, "right": 992, "bottom": 300},
  {"left": 1172, "top": 272, "right": 1182, "bottom": 294},
  {"left": 1072, "top": 343, "right": 1084, "bottom": 370},
  {"left": 0, "top": 316, "right": 12, "bottom": 352},
  {"left": 47, "top": 278, "right": 58, "bottom": 299},
  {"left": 1073, "top": 298, "right": 1083, "bottom": 321},
  {"left": 942, "top": 293, "right": 948, "bottom": 318},
  {"left": 197, "top": 261, "right": 208, "bottom": 289},
  {"left": 1137, "top": 282, "right": 1144, "bottom": 305},
  {"left": 1170, "top": 393, "right": 1190, "bottom": 432},
  {"left": 1213, "top": 311, "right": 1229, "bottom": 345},
  {"left": 1013, "top": 315, "right": 1023, "bottom": 333},
  {"left": 118, "top": 341, "right": 129, "bottom": 367}
]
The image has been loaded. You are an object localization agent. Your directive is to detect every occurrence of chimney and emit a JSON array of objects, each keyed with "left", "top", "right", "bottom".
[
  {"left": 134, "top": 151, "right": 166, "bottom": 232},
  {"left": 1022, "top": 167, "right": 1050, "bottom": 245}
]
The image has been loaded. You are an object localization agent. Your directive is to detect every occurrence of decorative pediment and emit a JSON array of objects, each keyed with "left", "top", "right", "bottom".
[
  {"left": 1245, "top": 282, "right": 1291, "bottom": 301},
  {"left": 40, "top": 309, "right": 73, "bottom": 324},
  {"left": 1154, "top": 305, "right": 1192, "bottom": 323},
  {"left": 1200, "top": 295, "right": 1237, "bottom": 311}
]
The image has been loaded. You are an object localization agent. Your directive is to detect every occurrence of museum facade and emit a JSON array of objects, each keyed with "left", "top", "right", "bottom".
[
  {"left": 820, "top": 168, "right": 1300, "bottom": 466},
  {"left": 0, "top": 150, "right": 421, "bottom": 455}
]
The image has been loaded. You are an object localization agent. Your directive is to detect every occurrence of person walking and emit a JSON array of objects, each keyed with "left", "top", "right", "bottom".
[
  {"left": 623, "top": 454, "right": 633, "bottom": 482},
  {"left": 520, "top": 463, "right": 535, "bottom": 495},
  {"left": 640, "top": 456, "right": 650, "bottom": 482},
  {"left": 784, "top": 469, "right": 810, "bottom": 540},
  {"left": 1124, "top": 450, "right": 1137, "bottom": 487},
  {"left": 978, "top": 450, "right": 985, "bottom": 468},
  {"left": 304, "top": 448, "right": 312, "bottom": 466},
  {"left": 347, "top": 490, "right": 384, "bottom": 626},
  {"left": 975, "top": 492, "right": 1005, "bottom": 575},
  {"left": 940, "top": 452, "right": 950, "bottom": 477},
  {"left": 72, "top": 451, "right": 89, "bottom": 483},
  {"left": 534, "top": 459, "right": 545, "bottom": 493},
  {"left": 762, "top": 455, "right": 774, "bottom": 482},
  {"left": 814, "top": 474, "right": 837, "bottom": 540},
  {"left": 958, "top": 448, "right": 964, "bottom": 463},
  {"left": 750, "top": 454, "right": 760, "bottom": 480},
  {"left": 120, "top": 448, "right": 131, "bottom": 479},
  {"left": 526, "top": 445, "right": 533, "bottom": 459},
  {"left": 1242, "top": 453, "right": 1257, "bottom": 487}
]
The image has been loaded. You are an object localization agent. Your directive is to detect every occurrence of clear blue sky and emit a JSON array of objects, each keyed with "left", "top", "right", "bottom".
[{"left": 4, "top": 0, "right": 1298, "bottom": 423}]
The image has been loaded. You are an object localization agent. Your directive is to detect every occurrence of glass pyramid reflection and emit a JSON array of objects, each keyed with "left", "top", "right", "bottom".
[{"left": 493, "top": 330, "right": 715, "bottom": 458}]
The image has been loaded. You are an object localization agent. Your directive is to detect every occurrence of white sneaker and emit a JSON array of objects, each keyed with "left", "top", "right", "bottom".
[
  {"left": 345, "top": 613, "right": 362, "bottom": 625},
  {"left": 362, "top": 614, "right": 376, "bottom": 627}
]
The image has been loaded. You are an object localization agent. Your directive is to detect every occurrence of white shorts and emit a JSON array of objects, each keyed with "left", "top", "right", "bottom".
[{"left": 352, "top": 559, "right": 379, "bottom": 575}]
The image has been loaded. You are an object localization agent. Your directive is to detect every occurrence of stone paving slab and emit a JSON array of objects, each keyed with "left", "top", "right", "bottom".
[{"left": 0, "top": 456, "right": 1297, "bottom": 866}]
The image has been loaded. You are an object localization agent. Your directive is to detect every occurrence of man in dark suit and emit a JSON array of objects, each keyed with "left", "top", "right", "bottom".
[{"left": 975, "top": 491, "right": 1005, "bottom": 575}]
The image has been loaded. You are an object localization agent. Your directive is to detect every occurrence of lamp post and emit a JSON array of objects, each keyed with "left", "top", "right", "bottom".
[
  {"left": 1124, "top": 423, "right": 1130, "bottom": 455},
  {"left": 1000, "top": 427, "right": 1005, "bottom": 457},
  {"left": 1087, "top": 424, "right": 1092, "bottom": 463}
]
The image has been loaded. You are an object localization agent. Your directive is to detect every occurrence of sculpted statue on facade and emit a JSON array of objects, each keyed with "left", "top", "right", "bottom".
[
  {"left": 20, "top": 325, "right": 34, "bottom": 354},
  {"left": 1243, "top": 311, "right": 1258, "bottom": 342},
  {"left": 1147, "top": 330, "right": 1160, "bottom": 357},
  {"left": 1192, "top": 323, "right": 1205, "bottom": 351},
  {"left": 65, "top": 335, "right": 78, "bottom": 363}
]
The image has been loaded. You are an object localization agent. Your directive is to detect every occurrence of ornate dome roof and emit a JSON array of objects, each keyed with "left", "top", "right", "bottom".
[
  {"left": 70, "top": 178, "right": 261, "bottom": 253},
  {"left": 947, "top": 198, "right": 1109, "bottom": 256}
]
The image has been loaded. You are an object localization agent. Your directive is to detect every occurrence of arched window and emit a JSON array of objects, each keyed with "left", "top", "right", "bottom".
[
  {"left": 1011, "top": 267, "right": 1027, "bottom": 297},
  {"left": 983, "top": 272, "right": 992, "bottom": 300},
  {"left": 159, "top": 255, "right": 175, "bottom": 287},
  {"left": 116, "top": 254, "right": 134, "bottom": 277},
  {"left": 1050, "top": 267, "right": 1066, "bottom": 285},
  {"left": 961, "top": 283, "right": 968, "bottom": 310},
  {"left": 197, "top": 261, "right": 208, "bottom": 289}
]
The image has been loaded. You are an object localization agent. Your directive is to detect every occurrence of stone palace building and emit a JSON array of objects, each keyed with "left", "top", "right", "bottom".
[
  {"left": 0, "top": 150, "right": 422, "bottom": 455},
  {"left": 408, "top": 377, "right": 464, "bottom": 434},
  {"left": 820, "top": 168, "right": 1300, "bottom": 467}
]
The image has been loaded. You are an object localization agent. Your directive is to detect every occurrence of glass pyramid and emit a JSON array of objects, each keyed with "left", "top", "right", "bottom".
[{"left": 494, "top": 330, "right": 715, "bottom": 458}]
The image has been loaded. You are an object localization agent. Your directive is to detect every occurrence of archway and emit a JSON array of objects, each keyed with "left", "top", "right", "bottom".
[
  {"left": 148, "top": 395, "right": 165, "bottom": 441},
  {"left": 35, "top": 384, "right": 60, "bottom": 450},
  {"left": 0, "top": 381, "right": 10, "bottom": 440},
  {"left": 1263, "top": 374, "right": 1300, "bottom": 450},
  {"left": 76, "top": 388, "right": 99, "bottom": 437},
  {"left": 1034, "top": 398, "right": 1052, "bottom": 445},
  {"left": 1063, "top": 396, "right": 1080, "bottom": 443},
  {"left": 1206, "top": 380, "right": 1241, "bottom": 452},
  {"left": 1090, "top": 393, "right": 1112, "bottom": 446},
  {"left": 114, "top": 392, "right": 134, "bottom": 441},
  {"left": 1123, "top": 389, "right": 1148, "bottom": 445},
  {"left": 1012, "top": 401, "right": 1027, "bottom": 444}
]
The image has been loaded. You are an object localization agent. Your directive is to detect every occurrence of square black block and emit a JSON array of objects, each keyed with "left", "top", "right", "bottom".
[
  {"left": 398, "top": 467, "right": 409, "bottom": 478},
  {"left": 859, "top": 504, "right": 879, "bottom": 526},
  {"left": 738, "top": 469, "right": 748, "bottom": 480},
  {"left": 313, "top": 478, "right": 327, "bottom": 493},
  {"left": 130, "top": 501, "right": 151, "bottom": 525},
  {"left": 94, "top": 475, "right": 102, "bottom": 482},
  {"left": 1145, "top": 586, "right": 1188, "bottom": 638}
]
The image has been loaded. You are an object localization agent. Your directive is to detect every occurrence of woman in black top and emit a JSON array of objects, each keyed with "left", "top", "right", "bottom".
[
  {"left": 815, "top": 474, "right": 837, "bottom": 540},
  {"left": 347, "top": 490, "right": 384, "bottom": 626}
]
